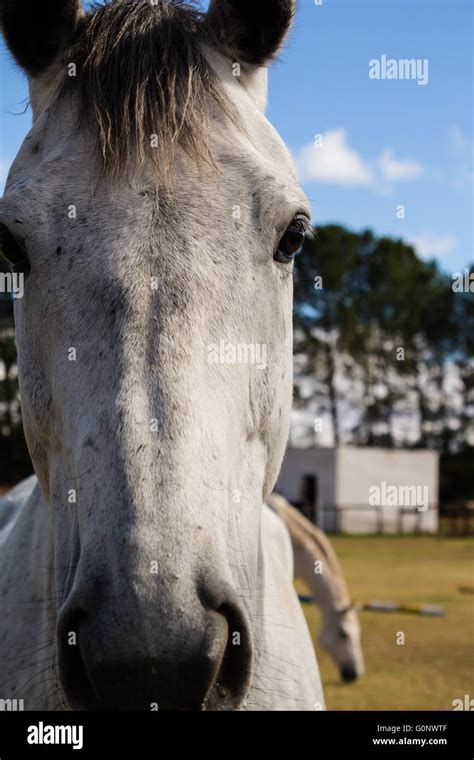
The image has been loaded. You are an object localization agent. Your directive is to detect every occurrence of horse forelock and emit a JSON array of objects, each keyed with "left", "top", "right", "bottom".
[{"left": 56, "top": 0, "right": 235, "bottom": 178}]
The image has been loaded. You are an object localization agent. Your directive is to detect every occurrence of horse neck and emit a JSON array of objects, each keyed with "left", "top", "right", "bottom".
[{"left": 268, "top": 493, "right": 351, "bottom": 617}]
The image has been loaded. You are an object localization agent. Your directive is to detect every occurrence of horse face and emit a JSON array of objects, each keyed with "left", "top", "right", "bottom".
[
  {"left": 0, "top": 0, "right": 308, "bottom": 709},
  {"left": 319, "top": 607, "right": 365, "bottom": 683}
]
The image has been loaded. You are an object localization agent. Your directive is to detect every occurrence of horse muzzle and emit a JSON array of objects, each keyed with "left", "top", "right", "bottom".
[{"left": 56, "top": 581, "right": 252, "bottom": 710}]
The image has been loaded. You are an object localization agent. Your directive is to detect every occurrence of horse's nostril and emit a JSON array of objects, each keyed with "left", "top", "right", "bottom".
[
  {"left": 57, "top": 599, "right": 252, "bottom": 710},
  {"left": 203, "top": 602, "right": 253, "bottom": 709},
  {"left": 57, "top": 610, "right": 100, "bottom": 711},
  {"left": 341, "top": 664, "right": 358, "bottom": 683}
]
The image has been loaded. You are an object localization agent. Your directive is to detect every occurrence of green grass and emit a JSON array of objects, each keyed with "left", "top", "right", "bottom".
[{"left": 299, "top": 534, "right": 474, "bottom": 710}]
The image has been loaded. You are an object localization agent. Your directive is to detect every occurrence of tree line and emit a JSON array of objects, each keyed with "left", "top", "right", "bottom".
[{"left": 293, "top": 225, "right": 473, "bottom": 452}]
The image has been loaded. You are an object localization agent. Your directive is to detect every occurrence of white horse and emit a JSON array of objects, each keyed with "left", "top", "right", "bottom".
[
  {"left": 0, "top": 0, "right": 324, "bottom": 710},
  {"left": 267, "top": 493, "right": 365, "bottom": 682}
]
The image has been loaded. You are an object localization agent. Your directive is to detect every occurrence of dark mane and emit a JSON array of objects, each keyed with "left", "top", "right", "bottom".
[{"left": 59, "top": 0, "right": 231, "bottom": 177}]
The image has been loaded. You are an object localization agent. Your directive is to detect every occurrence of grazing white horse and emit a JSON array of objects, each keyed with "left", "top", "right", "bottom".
[
  {"left": 267, "top": 493, "right": 365, "bottom": 683},
  {"left": 0, "top": 0, "right": 324, "bottom": 710}
]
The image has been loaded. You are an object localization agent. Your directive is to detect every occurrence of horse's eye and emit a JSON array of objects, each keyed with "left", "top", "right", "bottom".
[
  {"left": 274, "top": 216, "right": 308, "bottom": 264},
  {"left": 339, "top": 629, "right": 350, "bottom": 641},
  {"left": 0, "top": 224, "right": 30, "bottom": 275}
]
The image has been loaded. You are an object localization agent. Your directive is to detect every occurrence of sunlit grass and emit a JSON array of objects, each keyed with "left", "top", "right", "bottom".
[{"left": 299, "top": 535, "right": 474, "bottom": 710}]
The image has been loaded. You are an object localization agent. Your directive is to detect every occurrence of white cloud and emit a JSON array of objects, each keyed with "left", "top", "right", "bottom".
[
  {"left": 377, "top": 149, "right": 423, "bottom": 182},
  {"left": 295, "top": 129, "right": 374, "bottom": 186},
  {"left": 294, "top": 129, "right": 423, "bottom": 191},
  {"left": 408, "top": 231, "right": 458, "bottom": 260}
]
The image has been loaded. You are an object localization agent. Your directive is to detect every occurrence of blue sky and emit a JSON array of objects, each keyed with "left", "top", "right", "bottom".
[{"left": 1, "top": 0, "right": 472, "bottom": 273}]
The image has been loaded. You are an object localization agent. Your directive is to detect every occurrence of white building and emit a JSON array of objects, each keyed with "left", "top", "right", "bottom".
[{"left": 276, "top": 446, "right": 439, "bottom": 534}]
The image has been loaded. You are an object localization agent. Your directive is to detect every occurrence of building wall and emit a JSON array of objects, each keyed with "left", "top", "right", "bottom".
[
  {"left": 275, "top": 446, "right": 439, "bottom": 534},
  {"left": 275, "top": 447, "right": 336, "bottom": 529},
  {"left": 335, "top": 447, "right": 439, "bottom": 534}
]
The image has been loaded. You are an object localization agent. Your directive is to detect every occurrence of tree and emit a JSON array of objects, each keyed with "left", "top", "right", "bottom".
[{"left": 293, "top": 225, "right": 468, "bottom": 453}]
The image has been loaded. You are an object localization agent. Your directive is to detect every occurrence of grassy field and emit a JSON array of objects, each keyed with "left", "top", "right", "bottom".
[{"left": 299, "top": 534, "right": 474, "bottom": 710}]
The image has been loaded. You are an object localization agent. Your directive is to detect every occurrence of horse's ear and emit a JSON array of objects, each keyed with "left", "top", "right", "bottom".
[
  {"left": 205, "top": 0, "right": 296, "bottom": 66},
  {"left": 1, "top": 0, "right": 82, "bottom": 76}
]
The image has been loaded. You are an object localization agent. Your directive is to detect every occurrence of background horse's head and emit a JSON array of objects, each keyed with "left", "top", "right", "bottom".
[
  {"left": 0, "top": 0, "right": 310, "bottom": 709},
  {"left": 266, "top": 492, "right": 365, "bottom": 684},
  {"left": 318, "top": 604, "right": 365, "bottom": 683}
]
